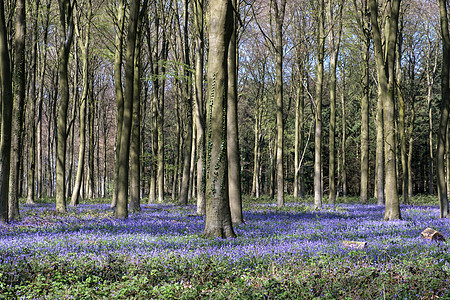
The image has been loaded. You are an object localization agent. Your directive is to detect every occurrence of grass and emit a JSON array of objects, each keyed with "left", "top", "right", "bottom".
[{"left": 1, "top": 195, "right": 449, "bottom": 299}]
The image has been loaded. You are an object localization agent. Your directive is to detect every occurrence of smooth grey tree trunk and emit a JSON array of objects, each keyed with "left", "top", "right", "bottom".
[{"left": 204, "top": 0, "right": 235, "bottom": 239}]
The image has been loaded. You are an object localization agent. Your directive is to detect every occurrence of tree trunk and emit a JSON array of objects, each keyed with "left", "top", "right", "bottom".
[
  {"left": 56, "top": 0, "right": 74, "bottom": 213},
  {"left": 0, "top": 0, "right": 13, "bottom": 223},
  {"left": 327, "top": 0, "right": 343, "bottom": 205},
  {"left": 9, "top": 0, "right": 26, "bottom": 220},
  {"left": 314, "top": 0, "right": 325, "bottom": 209},
  {"left": 27, "top": 0, "right": 40, "bottom": 205},
  {"left": 369, "top": 0, "right": 401, "bottom": 220},
  {"left": 116, "top": 0, "right": 140, "bottom": 218},
  {"left": 273, "top": 0, "right": 286, "bottom": 208},
  {"left": 70, "top": 4, "right": 91, "bottom": 206},
  {"left": 227, "top": 0, "right": 243, "bottom": 224},
  {"left": 438, "top": 0, "right": 450, "bottom": 218},
  {"left": 193, "top": 0, "right": 206, "bottom": 215},
  {"left": 396, "top": 24, "right": 408, "bottom": 204},
  {"left": 341, "top": 79, "right": 347, "bottom": 197},
  {"left": 111, "top": 0, "right": 125, "bottom": 209},
  {"left": 204, "top": 0, "right": 235, "bottom": 239},
  {"left": 359, "top": 0, "right": 370, "bottom": 203},
  {"left": 130, "top": 26, "right": 142, "bottom": 213}
]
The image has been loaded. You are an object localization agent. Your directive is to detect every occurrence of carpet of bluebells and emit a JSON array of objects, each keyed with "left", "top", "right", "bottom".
[{"left": 1, "top": 196, "right": 450, "bottom": 299}]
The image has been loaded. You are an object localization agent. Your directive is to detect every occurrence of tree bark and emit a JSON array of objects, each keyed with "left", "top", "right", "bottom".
[
  {"left": 111, "top": 0, "right": 125, "bottom": 209},
  {"left": 116, "top": 0, "right": 140, "bottom": 218},
  {"left": 0, "top": 0, "right": 13, "bottom": 223},
  {"left": 70, "top": 3, "right": 91, "bottom": 206},
  {"left": 9, "top": 0, "right": 26, "bottom": 220},
  {"left": 227, "top": 0, "right": 243, "bottom": 224},
  {"left": 369, "top": 0, "right": 401, "bottom": 220},
  {"left": 273, "top": 0, "right": 286, "bottom": 208},
  {"left": 179, "top": 0, "right": 193, "bottom": 206},
  {"left": 193, "top": 0, "right": 206, "bottom": 215},
  {"left": 56, "top": 0, "right": 74, "bottom": 213},
  {"left": 437, "top": 0, "right": 450, "bottom": 218},
  {"left": 315, "top": 0, "right": 326, "bottom": 209},
  {"left": 328, "top": 0, "right": 343, "bottom": 205},
  {"left": 204, "top": 0, "right": 235, "bottom": 239},
  {"left": 130, "top": 25, "right": 142, "bottom": 213}
]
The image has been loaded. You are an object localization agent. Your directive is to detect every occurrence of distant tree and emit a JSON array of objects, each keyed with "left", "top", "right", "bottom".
[
  {"left": 204, "top": 0, "right": 236, "bottom": 238},
  {"left": 327, "top": 0, "right": 343, "bottom": 205}
]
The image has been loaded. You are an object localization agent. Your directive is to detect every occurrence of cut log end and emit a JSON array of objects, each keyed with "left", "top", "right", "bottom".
[
  {"left": 342, "top": 241, "right": 367, "bottom": 249},
  {"left": 421, "top": 228, "right": 445, "bottom": 242}
]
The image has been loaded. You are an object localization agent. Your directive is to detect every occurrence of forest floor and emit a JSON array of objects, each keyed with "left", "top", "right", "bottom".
[{"left": 0, "top": 195, "right": 449, "bottom": 299}]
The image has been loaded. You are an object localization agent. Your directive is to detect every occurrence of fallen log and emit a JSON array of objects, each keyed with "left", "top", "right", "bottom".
[{"left": 421, "top": 228, "right": 445, "bottom": 242}]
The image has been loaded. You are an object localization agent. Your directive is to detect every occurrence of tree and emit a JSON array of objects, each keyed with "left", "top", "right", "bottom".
[
  {"left": 228, "top": 0, "right": 243, "bottom": 224},
  {"left": 369, "top": 0, "right": 402, "bottom": 220},
  {"left": 178, "top": 0, "right": 194, "bottom": 206},
  {"left": 327, "top": 0, "right": 343, "bottom": 205},
  {"left": 116, "top": 0, "right": 140, "bottom": 218},
  {"left": 314, "top": 0, "right": 326, "bottom": 208},
  {"left": 70, "top": 0, "right": 92, "bottom": 207},
  {"left": 437, "top": 0, "right": 450, "bottom": 218},
  {"left": 273, "top": 0, "right": 287, "bottom": 208},
  {"left": 130, "top": 17, "right": 143, "bottom": 213},
  {"left": 0, "top": 0, "right": 13, "bottom": 223},
  {"left": 56, "top": 0, "right": 75, "bottom": 213},
  {"left": 204, "top": 0, "right": 236, "bottom": 238},
  {"left": 354, "top": 0, "right": 371, "bottom": 203},
  {"left": 27, "top": 0, "right": 40, "bottom": 205},
  {"left": 9, "top": 0, "right": 26, "bottom": 220},
  {"left": 111, "top": 0, "right": 125, "bottom": 209}
]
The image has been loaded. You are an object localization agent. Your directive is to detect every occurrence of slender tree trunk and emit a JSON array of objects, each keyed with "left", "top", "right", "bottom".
[
  {"left": 56, "top": 0, "right": 74, "bottom": 213},
  {"left": 359, "top": 0, "right": 370, "bottom": 203},
  {"left": 178, "top": 0, "right": 193, "bottom": 206},
  {"left": 396, "top": 25, "right": 408, "bottom": 204},
  {"left": 193, "top": 0, "right": 206, "bottom": 215},
  {"left": 273, "top": 0, "right": 286, "bottom": 208},
  {"left": 204, "top": 0, "right": 235, "bottom": 238},
  {"left": 130, "top": 26, "right": 142, "bottom": 213},
  {"left": 27, "top": 0, "right": 40, "bottom": 205},
  {"left": 341, "top": 80, "right": 347, "bottom": 197},
  {"left": 252, "top": 111, "right": 261, "bottom": 197},
  {"left": 228, "top": 0, "right": 243, "bottom": 224},
  {"left": 438, "top": 0, "right": 450, "bottom": 218},
  {"left": 328, "top": 0, "right": 343, "bottom": 205},
  {"left": 0, "top": 0, "right": 13, "bottom": 223},
  {"left": 70, "top": 2, "right": 91, "bottom": 206},
  {"left": 314, "top": 0, "right": 325, "bottom": 208},
  {"left": 88, "top": 86, "right": 94, "bottom": 199},
  {"left": 111, "top": 0, "right": 125, "bottom": 209}
]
